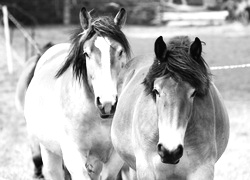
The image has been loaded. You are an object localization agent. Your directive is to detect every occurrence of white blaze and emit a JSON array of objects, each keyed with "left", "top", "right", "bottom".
[
  {"left": 158, "top": 120, "right": 185, "bottom": 151},
  {"left": 94, "top": 36, "right": 117, "bottom": 105}
]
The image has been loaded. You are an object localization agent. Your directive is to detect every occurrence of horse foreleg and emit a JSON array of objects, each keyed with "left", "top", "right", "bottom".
[
  {"left": 119, "top": 167, "right": 137, "bottom": 180},
  {"left": 29, "top": 134, "right": 44, "bottom": 179},
  {"left": 135, "top": 151, "right": 155, "bottom": 180},
  {"left": 63, "top": 164, "right": 72, "bottom": 180},
  {"left": 61, "top": 142, "right": 92, "bottom": 180},
  {"left": 187, "top": 163, "right": 215, "bottom": 180},
  {"left": 101, "top": 149, "right": 124, "bottom": 180},
  {"left": 85, "top": 154, "right": 103, "bottom": 180},
  {"left": 32, "top": 151, "right": 43, "bottom": 179},
  {"left": 129, "top": 168, "right": 137, "bottom": 180},
  {"left": 40, "top": 144, "right": 64, "bottom": 180}
]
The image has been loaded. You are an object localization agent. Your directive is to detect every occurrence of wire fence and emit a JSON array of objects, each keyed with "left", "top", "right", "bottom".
[
  {"left": 211, "top": 63, "right": 250, "bottom": 70},
  {"left": 1, "top": 5, "right": 250, "bottom": 73},
  {"left": 7, "top": 12, "right": 41, "bottom": 54}
]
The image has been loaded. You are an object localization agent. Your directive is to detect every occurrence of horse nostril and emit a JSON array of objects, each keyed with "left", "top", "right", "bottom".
[
  {"left": 96, "top": 97, "right": 102, "bottom": 106},
  {"left": 173, "top": 145, "right": 183, "bottom": 159},
  {"left": 157, "top": 144, "right": 183, "bottom": 161},
  {"left": 110, "top": 104, "right": 116, "bottom": 114},
  {"left": 110, "top": 96, "right": 118, "bottom": 114},
  {"left": 157, "top": 143, "right": 166, "bottom": 156}
]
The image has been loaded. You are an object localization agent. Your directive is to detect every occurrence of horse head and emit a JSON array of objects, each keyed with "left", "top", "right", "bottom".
[
  {"left": 57, "top": 7, "right": 130, "bottom": 118},
  {"left": 79, "top": 8, "right": 129, "bottom": 118},
  {"left": 81, "top": 8, "right": 130, "bottom": 118},
  {"left": 143, "top": 36, "right": 211, "bottom": 164}
]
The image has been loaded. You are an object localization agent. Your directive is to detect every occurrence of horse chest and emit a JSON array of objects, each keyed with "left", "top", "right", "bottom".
[
  {"left": 59, "top": 78, "right": 114, "bottom": 161},
  {"left": 65, "top": 116, "right": 113, "bottom": 157},
  {"left": 151, "top": 151, "right": 194, "bottom": 179}
]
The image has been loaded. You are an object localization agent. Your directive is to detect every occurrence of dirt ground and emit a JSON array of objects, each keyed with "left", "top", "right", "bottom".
[{"left": 0, "top": 23, "right": 250, "bottom": 180}]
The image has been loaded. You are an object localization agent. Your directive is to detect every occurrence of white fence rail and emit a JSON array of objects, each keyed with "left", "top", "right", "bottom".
[{"left": 211, "top": 64, "right": 250, "bottom": 70}]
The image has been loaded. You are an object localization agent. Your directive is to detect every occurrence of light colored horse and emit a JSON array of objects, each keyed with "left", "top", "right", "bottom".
[
  {"left": 112, "top": 36, "right": 230, "bottom": 180},
  {"left": 15, "top": 42, "right": 54, "bottom": 179},
  {"left": 24, "top": 7, "right": 130, "bottom": 180}
]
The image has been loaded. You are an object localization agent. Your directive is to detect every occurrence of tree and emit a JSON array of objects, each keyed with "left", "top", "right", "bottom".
[{"left": 63, "top": 0, "right": 71, "bottom": 25}]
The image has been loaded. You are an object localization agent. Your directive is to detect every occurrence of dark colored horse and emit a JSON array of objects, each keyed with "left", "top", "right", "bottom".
[{"left": 112, "top": 36, "right": 230, "bottom": 179}]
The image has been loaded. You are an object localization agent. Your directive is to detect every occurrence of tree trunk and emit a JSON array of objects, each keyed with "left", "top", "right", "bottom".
[{"left": 63, "top": 0, "right": 71, "bottom": 25}]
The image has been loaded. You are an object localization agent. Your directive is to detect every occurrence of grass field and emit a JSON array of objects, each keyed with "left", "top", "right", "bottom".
[{"left": 0, "top": 23, "right": 250, "bottom": 180}]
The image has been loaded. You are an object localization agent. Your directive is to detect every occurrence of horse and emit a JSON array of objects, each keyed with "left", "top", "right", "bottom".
[
  {"left": 15, "top": 42, "right": 54, "bottom": 179},
  {"left": 111, "top": 36, "right": 230, "bottom": 180},
  {"left": 24, "top": 7, "right": 130, "bottom": 180}
]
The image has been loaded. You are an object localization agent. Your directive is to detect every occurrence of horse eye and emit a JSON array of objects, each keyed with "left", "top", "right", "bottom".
[
  {"left": 191, "top": 90, "right": 197, "bottom": 98},
  {"left": 152, "top": 89, "right": 160, "bottom": 96},
  {"left": 119, "top": 50, "right": 123, "bottom": 57},
  {"left": 84, "top": 52, "right": 89, "bottom": 58}
]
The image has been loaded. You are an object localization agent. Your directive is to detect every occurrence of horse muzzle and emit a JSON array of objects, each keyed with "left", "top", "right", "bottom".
[
  {"left": 96, "top": 97, "right": 117, "bottom": 119},
  {"left": 157, "top": 144, "right": 183, "bottom": 165}
]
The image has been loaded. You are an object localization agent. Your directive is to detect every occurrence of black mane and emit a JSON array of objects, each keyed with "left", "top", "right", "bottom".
[
  {"left": 55, "top": 16, "right": 131, "bottom": 83},
  {"left": 143, "top": 36, "right": 211, "bottom": 97}
]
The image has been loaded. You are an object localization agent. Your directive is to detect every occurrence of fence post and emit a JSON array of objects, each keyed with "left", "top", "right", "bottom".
[{"left": 2, "top": 5, "right": 13, "bottom": 74}]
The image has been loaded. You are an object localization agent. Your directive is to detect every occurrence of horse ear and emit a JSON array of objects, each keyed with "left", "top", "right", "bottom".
[
  {"left": 154, "top": 36, "right": 167, "bottom": 62},
  {"left": 190, "top": 37, "right": 202, "bottom": 60},
  {"left": 79, "top": 7, "right": 91, "bottom": 30},
  {"left": 114, "top": 8, "right": 127, "bottom": 28}
]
